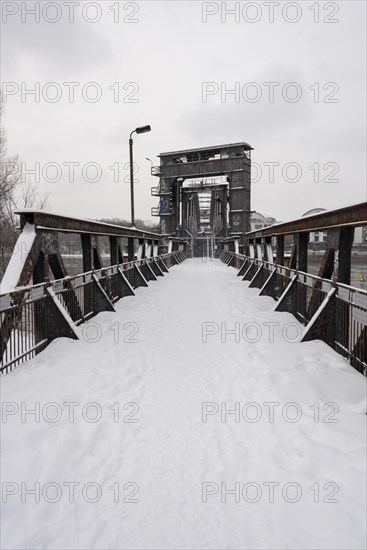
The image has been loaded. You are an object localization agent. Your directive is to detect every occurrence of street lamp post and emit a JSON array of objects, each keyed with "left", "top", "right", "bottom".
[{"left": 128, "top": 125, "right": 151, "bottom": 261}]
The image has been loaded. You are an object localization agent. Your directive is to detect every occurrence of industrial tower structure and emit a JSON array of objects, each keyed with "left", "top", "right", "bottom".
[{"left": 151, "top": 142, "right": 253, "bottom": 255}]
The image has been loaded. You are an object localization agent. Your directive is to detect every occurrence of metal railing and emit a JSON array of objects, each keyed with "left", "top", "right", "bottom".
[
  {"left": 0, "top": 286, "right": 49, "bottom": 372},
  {"left": 0, "top": 252, "right": 187, "bottom": 375},
  {"left": 222, "top": 252, "right": 367, "bottom": 376}
]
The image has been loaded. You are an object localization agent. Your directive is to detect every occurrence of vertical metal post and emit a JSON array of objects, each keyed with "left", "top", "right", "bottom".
[
  {"left": 137, "top": 239, "right": 145, "bottom": 260},
  {"left": 337, "top": 227, "right": 354, "bottom": 284},
  {"left": 129, "top": 136, "right": 135, "bottom": 227},
  {"left": 81, "top": 234, "right": 92, "bottom": 315},
  {"left": 298, "top": 232, "right": 309, "bottom": 272},
  {"left": 265, "top": 237, "right": 273, "bottom": 263},
  {"left": 128, "top": 237, "right": 134, "bottom": 262},
  {"left": 81, "top": 234, "right": 92, "bottom": 272},
  {"left": 318, "top": 229, "right": 339, "bottom": 280},
  {"left": 256, "top": 239, "right": 262, "bottom": 260},
  {"left": 33, "top": 252, "right": 46, "bottom": 284},
  {"left": 33, "top": 252, "right": 47, "bottom": 352},
  {"left": 276, "top": 235, "right": 285, "bottom": 265},
  {"left": 109, "top": 236, "right": 118, "bottom": 266},
  {"left": 146, "top": 240, "right": 153, "bottom": 258},
  {"left": 235, "top": 238, "right": 239, "bottom": 254}
]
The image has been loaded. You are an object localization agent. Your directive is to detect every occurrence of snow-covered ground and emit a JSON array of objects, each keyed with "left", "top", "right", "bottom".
[{"left": 1, "top": 259, "right": 366, "bottom": 550}]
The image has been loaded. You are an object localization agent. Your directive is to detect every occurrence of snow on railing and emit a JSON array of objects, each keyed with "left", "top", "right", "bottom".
[
  {"left": 0, "top": 251, "right": 188, "bottom": 375},
  {"left": 222, "top": 251, "right": 367, "bottom": 376}
]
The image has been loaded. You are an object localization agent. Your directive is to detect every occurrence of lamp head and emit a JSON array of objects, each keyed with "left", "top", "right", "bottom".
[{"left": 135, "top": 125, "right": 151, "bottom": 134}]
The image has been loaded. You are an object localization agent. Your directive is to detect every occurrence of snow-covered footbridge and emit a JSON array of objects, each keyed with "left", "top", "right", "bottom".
[{"left": 0, "top": 207, "right": 366, "bottom": 549}]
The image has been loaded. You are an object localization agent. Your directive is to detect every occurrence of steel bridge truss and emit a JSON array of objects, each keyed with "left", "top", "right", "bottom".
[
  {"left": 221, "top": 202, "right": 367, "bottom": 375},
  {"left": 0, "top": 211, "right": 188, "bottom": 374}
]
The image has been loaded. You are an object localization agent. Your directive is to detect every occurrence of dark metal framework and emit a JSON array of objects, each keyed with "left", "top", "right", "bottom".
[
  {"left": 151, "top": 142, "right": 253, "bottom": 250},
  {"left": 220, "top": 202, "right": 367, "bottom": 376},
  {"left": 222, "top": 251, "right": 367, "bottom": 376},
  {"left": 0, "top": 210, "right": 188, "bottom": 373},
  {"left": 243, "top": 202, "right": 367, "bottom": 286},
  {"left": 6, "top": 210, "right": 186, "bottom": 288},
  {"left": 1, "top": 203, "right": 365, "bottom": 376}
]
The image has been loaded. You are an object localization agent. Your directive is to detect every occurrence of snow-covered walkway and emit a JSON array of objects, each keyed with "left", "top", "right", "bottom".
[{"left": 1, "top": 259, "right": 366, "bottom": 550}]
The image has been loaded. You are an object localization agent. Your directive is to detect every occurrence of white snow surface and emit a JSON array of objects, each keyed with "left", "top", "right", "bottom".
[
  {"left": 0, "top": 222, "right": 36, "bottom": 293},
  {"left": 1, "top": 259, "right": 366, "bottom": 550}
]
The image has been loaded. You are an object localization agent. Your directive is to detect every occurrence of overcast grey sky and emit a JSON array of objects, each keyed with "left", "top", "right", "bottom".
[{"left": 1, "top": 0, "right": 366, "bottom": 222}]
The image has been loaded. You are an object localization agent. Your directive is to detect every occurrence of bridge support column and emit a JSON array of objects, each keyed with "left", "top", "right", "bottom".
[
  {"left": 289, "top": 236, "right": 297, "bottom": 269},
  {"left": 316, "top": 227, "right": 355, "bottom": 286},
  {"left": 336, "top": 227, "right": 354, "bottom": 285},
  {"left": 81, "top": 234, "right": 93, "bottom": 316},
  {"left": 33, "top": 251, "right": 48, "bottom": 351},
  {"left": 289, "top": 232, "right": 309, "bottom": 271},
  {"left": 110, "top": 237, "right": 125, "bottom": 266},
  {"left": 249, "top": 240, "right": 255, "bottom": 258},
  {"left": 228, "top": 169, "right": 251, "bottom": 248},
  {"left": 255, "top": 239, "right": 262, "bottom": 260},
  {"left": 264, "top": 237, "right": 273, "bottom": 263},
  {"left": 318, "top": 229, "right": 340, "bottom": 280},
  {"left": 276, "top": 235, "right": 285, "bottom": 266},
  {"left": 298, "top": 232, "right": 309, "bottom": 272},
  {"left": 110, "top": 236, "right": 118, "bottom": 266},
  {"left": 33, "top": 251, "right": 49, "bottom": 284},
  {"left": 91, "top": 236, "right": 103, "bottom": 270},
  {"left": 48, "top": 253, "right": 66, "bottom": 279},
  {"left": 139, "top": 241, "right": 157, "bottom": 282},
  {"left": 137, "top": 239, "right": 145, "bottom": 260},
  {"left": 145, "top": 240, "right": 153, "bottom": 258},
  {"left": 128, "top": 237, "right": 135, "bottom": 262}
]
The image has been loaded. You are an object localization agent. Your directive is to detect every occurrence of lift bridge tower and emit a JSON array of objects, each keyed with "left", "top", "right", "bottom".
[{"left": 151, "top": 142, "right": 253, "bottom": 255}]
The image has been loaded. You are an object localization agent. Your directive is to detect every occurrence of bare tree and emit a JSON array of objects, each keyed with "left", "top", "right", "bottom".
[
  {"left": 0, "top": 100, "right": 50, "bottom": 278},
  {"left": 0, "top": 102, "right": 21, "bottom": 220},
  {"left": 18, "top": 181, "right": 50, "bottom": 210}
]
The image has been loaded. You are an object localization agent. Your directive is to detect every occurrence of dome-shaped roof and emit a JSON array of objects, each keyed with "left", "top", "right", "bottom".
[
  {"left": 302, "top": 208, "right": 327, "bottom": 217},
  {"left": 250, "top": 211, "right": 267, "bottom": 221}
]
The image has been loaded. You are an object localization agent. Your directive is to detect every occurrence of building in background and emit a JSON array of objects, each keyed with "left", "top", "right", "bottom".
[
  {"left": 250, "top": 211, "right": 277, "bottom": 231},
  {"left": 302, "top": 208, "right": 327, "bottom": 250},
  {"left": 302, "top": 208, "right": 367, "bottom": 250}
]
